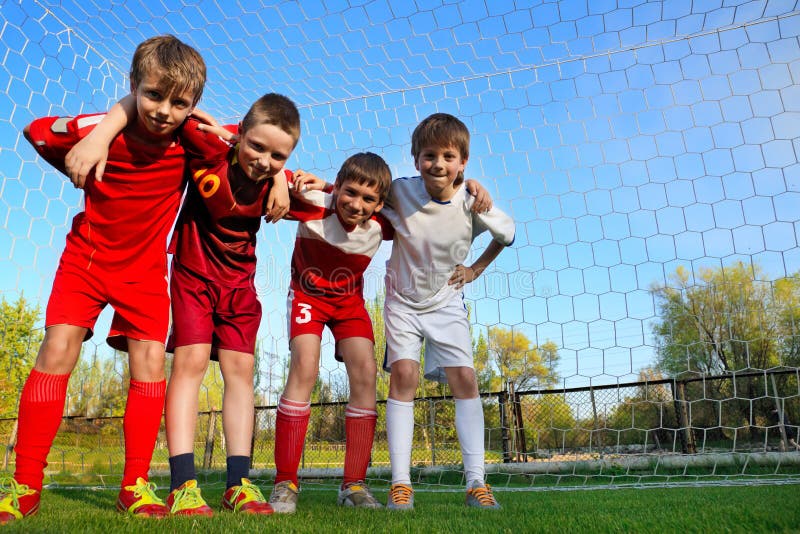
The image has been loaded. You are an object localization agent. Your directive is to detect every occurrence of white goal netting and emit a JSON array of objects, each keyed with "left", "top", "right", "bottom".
[{"left": 1, "top": 0, "right": 799, "bottom": 490}]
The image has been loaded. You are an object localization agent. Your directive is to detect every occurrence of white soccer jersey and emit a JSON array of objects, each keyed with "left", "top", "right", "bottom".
[{"left": 381, "top": 176, "right": 515, "bottom": 313}]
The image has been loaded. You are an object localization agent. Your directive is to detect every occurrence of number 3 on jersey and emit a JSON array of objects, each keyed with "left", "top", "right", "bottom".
[{"left": 295, "top": 303, "right": 312, "bottom": 324}]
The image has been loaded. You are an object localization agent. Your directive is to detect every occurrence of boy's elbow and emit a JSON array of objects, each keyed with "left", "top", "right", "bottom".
[{"left": 22, "top": 124, "right": 33, "bottom": 144}]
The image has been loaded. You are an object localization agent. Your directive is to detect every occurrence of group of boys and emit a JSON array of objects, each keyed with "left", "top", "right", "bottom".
[{"left": 0, "top": 34, "right": 514, "bottom": 523}]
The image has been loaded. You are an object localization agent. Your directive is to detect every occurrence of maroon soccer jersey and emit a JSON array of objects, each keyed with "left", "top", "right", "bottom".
[
  {"left": 27, "top": 114, "right": 186, "bottom": 276},
  {"left": 168, "top": 118, "right": 285, "bottom": 286}
]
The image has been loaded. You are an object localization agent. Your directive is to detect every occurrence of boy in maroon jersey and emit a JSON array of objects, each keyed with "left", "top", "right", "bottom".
[
  {"left": 67, "top": 93, "right": 296, "bottom": 516},
  {"left": 0, "top": 35, "right": 206, "bottom": 523}
]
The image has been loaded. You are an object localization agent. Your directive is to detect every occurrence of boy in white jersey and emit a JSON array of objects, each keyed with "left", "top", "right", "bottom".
[{"left": 380, "top": 113, "right": 515, "bottom": 510}]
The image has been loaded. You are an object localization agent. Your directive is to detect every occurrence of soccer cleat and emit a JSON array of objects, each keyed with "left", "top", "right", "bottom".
[
  {"left": 268, "top": 480, "right": 299, "bottom": 514},
  {"left": 386, "top": 483, "right": 414, "bottom": 510},
  {"left": 166, "top": 479, "right": 213, "bottom": 517},
  {"left": 0, "top": 478, "right": 40, "bottom": 524},
  {"left": 465, "top": 481, "right": 500, "bottom": 509},
  {"left": 222, "top": 478, "right": 274, "bottom": 514},
  {"left": 337, "top": 481, "right": 382, "bottom": 509},
  {"left": 116, "top": 477, "right": 170, "bottom": 518}
]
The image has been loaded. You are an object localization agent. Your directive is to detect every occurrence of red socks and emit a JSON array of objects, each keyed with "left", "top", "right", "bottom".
[
  {"left": 273, "top": 397, "right": 310, "bottom": 486},
  {"left": 343, "top": 405, "right": 377, "bottom": 486},
  {"left": 14, "top": 369, "right": 70, "bottom": 491},
  {"left": 121, "top": 379, "right": 166, "bottom": 487}
]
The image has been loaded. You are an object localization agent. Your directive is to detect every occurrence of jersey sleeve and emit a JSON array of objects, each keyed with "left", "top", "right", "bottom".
[
  {"left": 179, "top": 118, "right": 235, "bottom": 161},
  {"left": 374, "top": 210, "right": 395, "bottom": 240},
  {"left": 286, "top": 188, "right": 329, "bottom": 222},
  {"left": 468, "top": 194, "right": 516, "bottom": 246},
  {"left": 25, "top": 114, "right": 105, "bottom": 175}
]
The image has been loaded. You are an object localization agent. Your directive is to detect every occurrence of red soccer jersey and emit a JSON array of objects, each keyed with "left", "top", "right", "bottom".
[
  {"left": 27, "top": 114, "right": 186, "bottom": 276},
  {"left": 168, "top": 118, "right": 286, "bottom": 286},
  {"left": 288, "top": 188, "right": 394, "bottom": 298}
]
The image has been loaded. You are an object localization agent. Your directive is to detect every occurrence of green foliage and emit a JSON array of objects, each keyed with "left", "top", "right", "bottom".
[
  {"left": 66, "top": 353, "right": 127, "bottom": 417},
  {"left": 651, "top": 262, "right": 800, "bottom": 377},
  {"left": 487, "top": 327, "right": 560, "bottom": 392},
  {"left": 0, "top": 297, "right": 42, "bottom": 417}
]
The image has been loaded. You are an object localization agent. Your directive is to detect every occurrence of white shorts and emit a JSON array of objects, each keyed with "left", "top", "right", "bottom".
[{"left": 382, "top": 296, "right": 473, "bottom": 384}]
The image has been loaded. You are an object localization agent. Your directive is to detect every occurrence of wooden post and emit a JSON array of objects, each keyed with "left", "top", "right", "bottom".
[
  {"left": 3, "top": 419, "right": 17, "bottom": 471},
  {"left": 512, "top": 389, "right": 528, "bottom": 462},
  {"left": 672, "top": 380, "right": 696, "bottom": 454},
  {"left": 770, "top": 374, "right": 789, "bottom": 452},
  {"left": 429, "top": 399, "right": 436, "bottom": 466},
  {"left": 250, "top": 410, "right": 258, "bottom": 469},
  {"left": 590, "top": 386, "right": 602, "bottom": 456},
  {"left": 203, "top": 410, "right": 217, "bottom": 470},
  {"left": 499, "top": 391, "right": 511, "bottom": 463}
]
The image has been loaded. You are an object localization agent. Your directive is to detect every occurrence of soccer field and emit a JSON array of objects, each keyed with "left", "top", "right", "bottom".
[{"left": 4, "top": 483, "right": 799, "bottom": 533}]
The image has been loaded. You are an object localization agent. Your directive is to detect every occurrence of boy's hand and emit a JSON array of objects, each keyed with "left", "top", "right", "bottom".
[
  {"left": 65, "top": 135, "right": 109, "bottom": 187},
  {"left": 465, "top": 179, "right": 492, "bottom": 213},
  {"left": 190, "top": 108, "right": 219, "bottom": 128},
  {"left": 292, "top": 169, "right": 328, "bottom": 192},
  {"left": 197, "top": 122, "right": 237, "bottom": 143},
  {"left": 265, "top": 171, "right": 290, "bottom": 223},
  {"left": 449, "top": 264, "right": 482, "bottom": 290}
]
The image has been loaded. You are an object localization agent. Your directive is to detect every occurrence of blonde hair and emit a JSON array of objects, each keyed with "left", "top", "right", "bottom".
[
  {"left": 241, "top": 93, "right": 301, "bottom": 147},
  {"left": 335, "top": 152, "right": 392, "bottom": 201},
  {"left": 129, "top": 35, "right": 206, "bottom": 105},
  {"left": 410, "top": 113, "right": 470, "bottom": 161}
]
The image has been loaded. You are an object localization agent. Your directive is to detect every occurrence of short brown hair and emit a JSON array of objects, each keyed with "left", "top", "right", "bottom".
[
  {"left": 129, "top": 35, "right": 206, "bottom": 105},
  {"left": 241, "top": 93, "right": 301, "bottom": 147},
  {"left": 410, "top": 113, "right": 470, "bottom": 161},
  {"left": 335, "top": 152, "right": 392, "bottom": 201}
]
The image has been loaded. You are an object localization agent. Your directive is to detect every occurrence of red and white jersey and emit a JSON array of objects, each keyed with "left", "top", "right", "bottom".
[
  {"left": 288, "top": 188, "right": 393, "bottom": 298},
  {"left": 26, "top": 114, "right": 186, "bottom": 277},
  {"left": 381, "top": 176, "right": 515, "bottom": 313},
  {"left": 169, "top": 118, "right": 287, "bottom": 286}
]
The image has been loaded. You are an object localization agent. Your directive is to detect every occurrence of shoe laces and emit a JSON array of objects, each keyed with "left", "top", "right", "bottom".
[
  {"left": 230, "top": 479, "right": 266, "bottom": 504},
  {"left": 389, "top": 484, "right": 413, "bottom": 505},
  {"left": 468, "top": 484, "right": 497, "bottom": 506},
  {"left": 170, "top": 483, "right": 206, "bottom": 513},
  {"left": 128, "top": 478, "right": 164, "bottom": 504},
  {"left": 343, "top": 482, "right": 377, "bottom": 502},
  {"left": 0, "top": 478, "right": 33, "bottom": 510}
]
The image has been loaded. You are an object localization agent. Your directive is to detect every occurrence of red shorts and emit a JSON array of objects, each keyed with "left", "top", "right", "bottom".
[
  {"left": 167, "top": 261, "right": 261, "bottom": 358},
  {"left": 287, "top": 286, "right": 374, "bottom": 361},
  {"left": 46, "top": 254, "right": 170, "bottom": 352}
]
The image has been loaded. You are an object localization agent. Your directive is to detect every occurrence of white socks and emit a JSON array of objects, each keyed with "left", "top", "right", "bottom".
[
  {"left": 386, "top": 398, "right": 414, "bottom": 485},
  {"left": 455, "top": 397, "right": 485, "bottom": 486}
]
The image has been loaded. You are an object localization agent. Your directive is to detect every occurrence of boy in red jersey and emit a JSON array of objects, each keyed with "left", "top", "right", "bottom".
[
  {"left": 0, "top": 35, "right": 206, "bottom": 523},
  {"left": 268, "top": 153, "right": 393, "bottom": 513},
  {"left": 68, "top": 93, "right": 296, "bottom": 516}
]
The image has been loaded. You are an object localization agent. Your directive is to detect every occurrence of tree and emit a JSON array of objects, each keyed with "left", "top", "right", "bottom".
[
  {"left": 66, "top": 352, "right": 127, "bottom": 417},
  {"left": 651, "top": 262, "right": 800, "bottom": 377},
  {"left": 487, "top": 327, "right": 559, "bottom": 392},
  {"left": 0, "top": 297, "right": 42, "bottom": 417}
]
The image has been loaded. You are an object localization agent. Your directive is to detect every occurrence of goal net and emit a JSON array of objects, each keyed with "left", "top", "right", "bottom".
[{"left": 1, "top": 1, "right": 799, "bottom": 490}]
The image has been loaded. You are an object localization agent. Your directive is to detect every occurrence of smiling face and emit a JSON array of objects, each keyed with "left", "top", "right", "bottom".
[
  {"left": 235, "top": 122, "right": 296, "bottom": 182},
  {"left": 132, "top": 72, "right": 195, "bottom": 141},
  {"left": 334, "top": 178, "right": 384, "bottom": 227},
  {"left": 414, "top": 143, "right": 467, "bottom": 202}
]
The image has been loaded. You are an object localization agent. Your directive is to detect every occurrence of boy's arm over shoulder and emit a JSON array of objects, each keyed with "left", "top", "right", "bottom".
[
  {"left": 25, "top": 114, "right": 104, "bottom": 178},
  {"left": 374, "top": 210, "right": 395, "bottom": 240},
  {"left": 468, "top": 193, "right": 516, "bottom": 247}
]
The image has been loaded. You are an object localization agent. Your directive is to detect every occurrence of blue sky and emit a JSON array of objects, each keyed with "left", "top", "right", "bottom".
[{"left": 1, "top": 1, "right": 799, "bottom": 393}]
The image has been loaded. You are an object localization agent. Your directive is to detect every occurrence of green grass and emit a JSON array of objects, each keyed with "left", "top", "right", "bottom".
[{"left": 3, "top": 482, "right": 799, "bottom": 533}]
